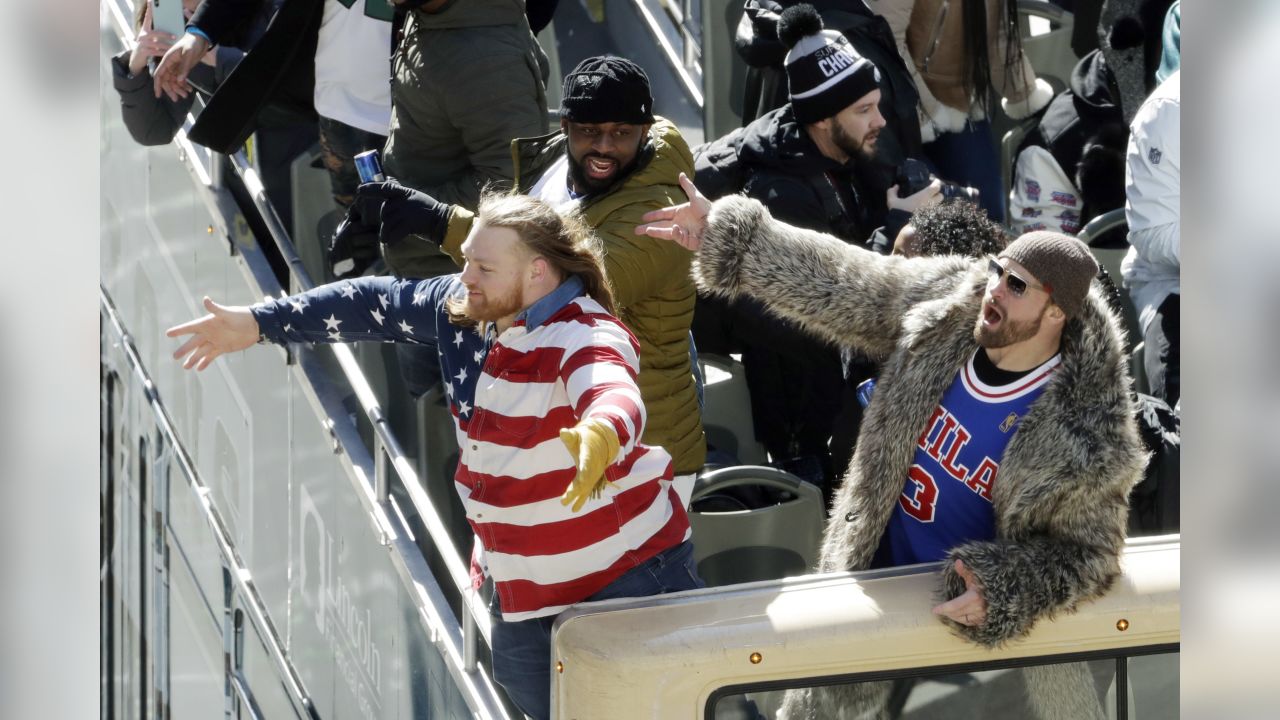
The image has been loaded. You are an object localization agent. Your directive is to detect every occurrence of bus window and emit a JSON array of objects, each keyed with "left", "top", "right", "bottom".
[{"left": 712, "top": 650, "right": 1179, "bottom": 719}]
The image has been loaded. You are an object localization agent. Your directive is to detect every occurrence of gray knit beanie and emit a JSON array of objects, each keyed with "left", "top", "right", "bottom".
[{"left": 999, "top": 231, "right": 1099, "bottom": 318}]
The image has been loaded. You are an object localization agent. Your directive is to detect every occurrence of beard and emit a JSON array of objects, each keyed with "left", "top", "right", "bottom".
[
  {"left": 568, "top": 150, "right": 642, "bottom": 195},
  {"left": 973, "top": 300, "right": 1046, "bottom": 349},
  {"left": 462, "top": 284, "right": 524, "bottom": 324},
  {"left": 831, "top": 122, "right": 879, "bottom": 164}
]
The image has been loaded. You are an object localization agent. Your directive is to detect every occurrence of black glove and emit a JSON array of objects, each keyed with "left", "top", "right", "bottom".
[
  {"left": 353, "top": 179, "right": 452, "bottom": 248},
  {"left": 328, "top": 204, "right": 382, "bottom": 279}
]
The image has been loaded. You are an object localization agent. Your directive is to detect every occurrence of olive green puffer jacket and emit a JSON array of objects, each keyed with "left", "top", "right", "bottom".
[{"left": 386, "top": 119, "right": 706, "bottom": 474}]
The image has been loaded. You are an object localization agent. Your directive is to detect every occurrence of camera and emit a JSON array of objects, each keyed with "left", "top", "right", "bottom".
[{"left": 896, "top": 158, "right": 980, "bottom": 204}]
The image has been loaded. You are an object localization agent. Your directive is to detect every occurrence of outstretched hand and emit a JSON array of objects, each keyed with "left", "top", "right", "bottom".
[
  {"left": 932, "top": 558, "right": 988, "bottom": 627},
  {"left": 152, "top": 32, "right": 209, "bottom": 101},
  {"left": 559, "top": 418, "right": 621, "bottom": 513},
  {"left": 635, "top": 172, "right": 711, "bottom": 252},
  {"left": 166, "top": 297, "right": 259, "bottom": 371}
]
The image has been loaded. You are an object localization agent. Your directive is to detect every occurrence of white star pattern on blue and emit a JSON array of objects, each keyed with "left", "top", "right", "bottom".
[{"left": 255, "top": 276, "right": 489, "bottom": 434}]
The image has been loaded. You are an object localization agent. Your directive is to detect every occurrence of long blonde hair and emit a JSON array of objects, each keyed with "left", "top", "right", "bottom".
[{"left": 446, "top": 193, "right": 617, "bottom": 325}]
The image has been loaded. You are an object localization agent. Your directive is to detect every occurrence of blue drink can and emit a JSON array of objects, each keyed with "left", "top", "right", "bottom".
[
  {"left": 354, "top": 149, "right": 386, "bottom": 184},
  {"left": 855, "top": 377, "right": 877, "bottom": 408}
]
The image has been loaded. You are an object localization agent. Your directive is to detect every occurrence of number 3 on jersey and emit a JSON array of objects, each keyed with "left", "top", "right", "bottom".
[{"left": 899, "top": 465, "right": 938, "bottom": 522}]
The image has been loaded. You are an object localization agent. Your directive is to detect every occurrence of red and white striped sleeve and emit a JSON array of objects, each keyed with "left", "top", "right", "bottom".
[{"left": 558, "top": 316, "right": 646, "bottom": 459}]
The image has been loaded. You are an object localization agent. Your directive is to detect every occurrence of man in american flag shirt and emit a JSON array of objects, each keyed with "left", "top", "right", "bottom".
[{"left": 168, "top": 193, "right": 702, "bottom": 720}]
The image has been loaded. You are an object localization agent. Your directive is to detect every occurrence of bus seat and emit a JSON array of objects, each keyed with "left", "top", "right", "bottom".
[
  {"left": 689, "top": 466, "right": 824, "bottom": 587},
  {"left": 699, "top": 353, "right": 769, "bottom": 467}
]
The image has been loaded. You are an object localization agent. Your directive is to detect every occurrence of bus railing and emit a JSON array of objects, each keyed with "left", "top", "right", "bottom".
[{"left": 103, "top": 0, "right": 503, "bottom": 711}]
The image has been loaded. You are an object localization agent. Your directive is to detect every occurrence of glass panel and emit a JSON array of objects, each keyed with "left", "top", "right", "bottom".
[
  {"left": 1126, "top": 652, "right": 1179, "bottom": 719},
  {"left": 713, "top": 658, "right": 1120, "bottom": 719}
]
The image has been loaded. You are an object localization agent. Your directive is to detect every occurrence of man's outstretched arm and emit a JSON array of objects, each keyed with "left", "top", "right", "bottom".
[
  {"left": 638, "top": 174, "right": 970, "bottom": 361},
  {"left": 167, "top": 276, "right": 455, "bottom": 370}
]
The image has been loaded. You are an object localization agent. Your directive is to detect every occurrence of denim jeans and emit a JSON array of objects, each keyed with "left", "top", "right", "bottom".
[
  {"left": 488, "top": 540, "right": 703, "bottom": 720},
  {"left": 923, "top": 119, "right": 1007, "bottom": 224}
]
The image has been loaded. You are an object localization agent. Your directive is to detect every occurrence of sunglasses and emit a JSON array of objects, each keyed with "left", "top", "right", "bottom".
[{"left": 986, "top": 257, "right": 1049, "bottom": 297}]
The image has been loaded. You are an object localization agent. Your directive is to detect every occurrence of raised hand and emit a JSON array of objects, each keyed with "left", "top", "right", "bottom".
[
  {"left": 886, "top": 178, "right": 943, "bottom": 214},
  {"left": 128, "top": 4, "right": 177, "bottom": 76},
  {"left": 152, "top": 31, "right": 210, "bottom": 101},
  {"left": 932, "top": 558, "right": 988, "bottom": 627},
  {"left": 634, "top": 172, "right": 711, "bottom": 252},
  {"left": 166, "top": 297, "right": 260, "bottom": 371}
]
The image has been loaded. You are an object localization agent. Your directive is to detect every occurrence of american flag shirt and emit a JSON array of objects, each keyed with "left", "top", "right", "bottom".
[{"left": 251, "top": 275, "right": 690, "bottom": 620}]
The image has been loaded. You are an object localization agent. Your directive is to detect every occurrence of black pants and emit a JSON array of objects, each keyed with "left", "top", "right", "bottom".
[{"left": 1144, "top": 293, "right": 1180, "bottom": 407}]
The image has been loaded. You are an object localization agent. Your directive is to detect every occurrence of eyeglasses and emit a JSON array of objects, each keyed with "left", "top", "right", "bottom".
[{"left": 986, "top": 257, "right": 1049, "bottom": 297}]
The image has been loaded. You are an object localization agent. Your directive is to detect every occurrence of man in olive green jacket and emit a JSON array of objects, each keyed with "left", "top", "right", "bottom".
[{"left": 345, "top": 56, "right": 707, "bottom": 494}]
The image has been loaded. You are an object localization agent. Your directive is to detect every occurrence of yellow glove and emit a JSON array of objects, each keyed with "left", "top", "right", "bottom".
[{"left": 559, "top": 418, "right": 621, "bottom": 513}]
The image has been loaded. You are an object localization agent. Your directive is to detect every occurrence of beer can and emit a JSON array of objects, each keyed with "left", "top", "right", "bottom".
[
  {"left": 354, "top": 149, "right": 386, "bottom": 184},
  {"left": 855, "top": 377, "right": 877, "bottom": 408}
]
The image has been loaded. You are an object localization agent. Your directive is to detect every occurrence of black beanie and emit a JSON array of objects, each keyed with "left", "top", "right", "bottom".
[
  {"left": 560, "top": 55, "right": 656, "bottom": 125},
  {"left": 778, "top": 4, "right": 881, "bottom": 124},
  {"left": 1000, "top": 231, "right": 1099, "bottom": 319}
]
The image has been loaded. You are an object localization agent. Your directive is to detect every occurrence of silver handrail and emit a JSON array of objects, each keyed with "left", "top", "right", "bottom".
[
  {"left": 101, "top": 287, "right": 321, "bottom": 720},
  {"left": 103, "top": 0, "right": 502, "bottom": 712}
]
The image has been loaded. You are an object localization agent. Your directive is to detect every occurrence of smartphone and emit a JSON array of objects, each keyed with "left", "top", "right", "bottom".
[{"left": 151, "top": 0, "right": 186, "bottom": 37}]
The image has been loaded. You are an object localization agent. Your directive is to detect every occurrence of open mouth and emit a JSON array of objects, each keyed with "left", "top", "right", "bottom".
[
  {"left": 982, "top": 301, "right": 1003, "bottom": 327},
  {"left": 585, "top": 155, "right": 617, "bottom": 180}
]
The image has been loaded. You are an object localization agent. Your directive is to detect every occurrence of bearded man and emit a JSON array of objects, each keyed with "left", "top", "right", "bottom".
[
  {"left": 168, "top": 193, "right": 702, "bottom": 720},
  {"left": 640, "top": 176, "right": 1146, "bottom": 717}
]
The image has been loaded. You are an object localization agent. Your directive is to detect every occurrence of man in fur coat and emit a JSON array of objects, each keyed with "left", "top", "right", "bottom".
[{"left": 639, "top": 175, "right": 1146, "bottom": 717}]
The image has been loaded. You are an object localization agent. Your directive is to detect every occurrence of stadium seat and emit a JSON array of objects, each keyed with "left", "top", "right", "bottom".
[{"left": 689, "top": 465, "right": 825, "bottom": 587}]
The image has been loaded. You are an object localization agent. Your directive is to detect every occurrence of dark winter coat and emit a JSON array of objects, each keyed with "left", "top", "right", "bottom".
[
  {"left": 185, "top": 0, "right": 324, "bottom": 152},
  {"left": 695, "top": 104, "right": 894, "bottom": 244},
  {"left": 694, "top": 196, "right": 1146, "bottom": 715}
]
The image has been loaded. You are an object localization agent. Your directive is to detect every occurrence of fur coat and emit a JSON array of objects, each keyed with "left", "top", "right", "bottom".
[{"left": 694, "top": 195, "right": 1147, "bottom": 716}]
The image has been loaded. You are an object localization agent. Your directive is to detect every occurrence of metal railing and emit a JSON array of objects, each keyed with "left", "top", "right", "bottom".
[{"left": 103, "top": 0, "right": 505, "bottom": 714}]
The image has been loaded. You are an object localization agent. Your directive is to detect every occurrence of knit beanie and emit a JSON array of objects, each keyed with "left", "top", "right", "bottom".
[
  {"left": 777, "top": 4, "right": 881, "bottom": 124},
  {"left": 999, "top": 231, "right": 1099, "bottom": 318},
  {"left": 560, "top": 55, "right": 656, "bottom": 125}
]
